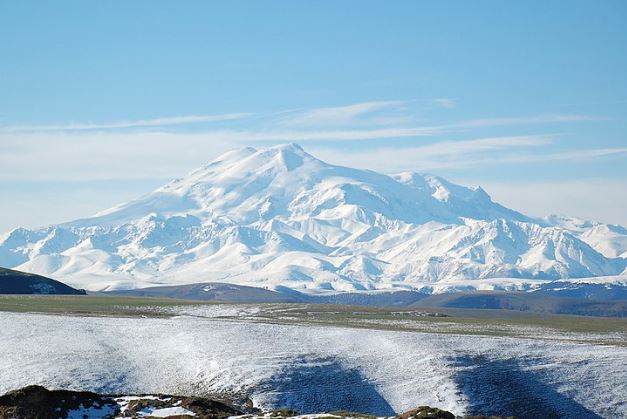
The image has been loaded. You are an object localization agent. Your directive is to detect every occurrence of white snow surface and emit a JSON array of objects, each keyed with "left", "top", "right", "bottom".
[
  {"left": 136, "top": 406, "right": 196, "bottom": 417},
  {"left": 1, "top": 143, "right": 626, "bottom": 291},
  {"left": 0, "top": 311, "right": 625, "bottom": 418},
  {"left": 543, "top": 214, "right": 627, "bottom": 259}
]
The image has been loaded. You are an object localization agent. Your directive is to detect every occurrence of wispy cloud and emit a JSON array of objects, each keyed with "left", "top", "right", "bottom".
[
  {"left": 0, "top": 100, "right": 618, "bottom": 183},
  {"left": 0, "top": 99, "right": 456, "bottom": 133},
  {"left": 412, "top": 135, "right": 552, "bottom": 156},
  {"left": 497, "top": 147, "right": 627, "bottom": 163},
  {"left": 433, "top": 98, "right": 457, "bottom": 109},
  {"left": 275, "top": 101, "right": 601, "bottom": 132},
  {"left": 0, "top": 99, "right": 605, "bottom": 138},
  {"left": 0, "top": 132, "right": 542, "bottom": 181},
  {"left": 275, "top": 98, "right": 456, "bottom": 127},
  {"left": 207, "top": 126, "right": 446, "bottom": 141},
  {"left": 279, "top": 100, "right": 407, "bottom": 127},
  {"left": 0, "top": 113, "right": 251, "bottom": 132},
  {"left": 311, "top": 136, "right": 627, "bottom": 172},
  {"left": 455, "top": 114, "right": 607, "bottom": 129},
  {"left": 311, "top": 135, "right": 553, "bottom": 171}
]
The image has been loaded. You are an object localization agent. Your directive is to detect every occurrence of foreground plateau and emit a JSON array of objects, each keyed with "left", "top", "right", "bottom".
[{"left": 0, "top": 296, "right": 625, "bottom": 418}]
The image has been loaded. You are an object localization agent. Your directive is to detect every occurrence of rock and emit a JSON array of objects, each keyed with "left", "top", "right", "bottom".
[
  {"left": 0, "top": 385, "right": 115, "bottom": 419},
  {"left": 0, "top": 386, "right": 240, "bottom": 419},
  {"left": 397, "top": 405, "right": 456, "bottom": 419},
  {"left": 396, "top": 407, "right": 515, "bottom": 419}
]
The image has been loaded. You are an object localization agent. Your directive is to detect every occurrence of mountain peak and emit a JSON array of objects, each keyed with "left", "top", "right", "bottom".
[
  {"left": 271, "top": 142, "right": 306, "bottom": 153},
  {"left": 255, "top": 143, "right": 312, "bottom": 171}
]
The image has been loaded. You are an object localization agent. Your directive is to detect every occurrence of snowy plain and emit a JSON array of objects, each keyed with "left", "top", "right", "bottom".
[{"left": 0, "top": 310, "right": 625, "bottom": 418}]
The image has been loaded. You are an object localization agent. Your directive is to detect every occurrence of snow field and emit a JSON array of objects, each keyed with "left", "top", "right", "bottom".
[{"left": 0, "top": 312, "right": 625, "bottom": 417}]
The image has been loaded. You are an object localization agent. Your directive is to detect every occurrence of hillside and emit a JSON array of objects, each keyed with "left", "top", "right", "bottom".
[
  {"left": 0, "top": 267, "right": 86, "bottom": 295},
  {"left": 412, "top": 290, "right": 627, "bottom": 317}
]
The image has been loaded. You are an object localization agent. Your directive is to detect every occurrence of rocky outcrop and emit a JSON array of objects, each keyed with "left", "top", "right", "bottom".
[
  {"left": 0, "top": 385, "right": 117, "bottom": 419},
  {"left": 0, "top": 385, "right": 239, "bottom": 419},
  {"left": 0, "top": 386, "right": 514, "bottom": 419}
]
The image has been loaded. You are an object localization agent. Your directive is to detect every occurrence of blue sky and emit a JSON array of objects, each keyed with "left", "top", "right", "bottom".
[{"left": 1, "top": 0, "right": 626, "bottom": 230}]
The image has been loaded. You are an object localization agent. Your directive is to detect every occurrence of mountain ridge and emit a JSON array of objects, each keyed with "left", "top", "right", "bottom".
[{"left": 1, "top": 143, "right": 625, "bottom": 292}]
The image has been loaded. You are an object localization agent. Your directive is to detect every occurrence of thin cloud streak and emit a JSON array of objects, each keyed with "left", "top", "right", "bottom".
[
  {"left": 312, "top": 138, "right": 626, "bottom": 172},
  {"left": 0, "top": 124, "right": 448, "bottom": 145},
  {"left": 0, "top": 100, "right": 617, "bottom": 183},
  {"left": 0, "top": 113, "right": 252, "bottom": 132},
  {"left": 276, "top": 98, "right": 456, "bottom": 127},
  {"left": 456, "top": 114, "right": 608, "bottom": 128},
  {"left": 497, "top": 147, "right": 627, "bottom": 163},
  {"left": 280, "top": 100, "right": 408, "bottom": 127},
  {"left": 209, "top": 126, "right": 447, "bottom": 141},
  {"left": 0, "top": 97, "right": 606, "bottom": 137}
]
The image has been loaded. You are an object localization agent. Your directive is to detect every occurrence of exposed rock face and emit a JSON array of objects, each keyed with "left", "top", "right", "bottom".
[{"left": 0, "top": 386, "right": 514, "bottom": 419}]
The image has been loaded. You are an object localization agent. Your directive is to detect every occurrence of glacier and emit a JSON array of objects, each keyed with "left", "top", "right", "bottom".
[{"left": 1, "top": 143, "right": 626, "bottom": 291}]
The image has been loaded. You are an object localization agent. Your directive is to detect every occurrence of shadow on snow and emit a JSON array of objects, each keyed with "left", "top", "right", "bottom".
[
  {"left": 451, "top": 355, "right": 603, "bottom": 419},
  {"left": 256, "top": 356, "right": 395, "bottom": 416}
]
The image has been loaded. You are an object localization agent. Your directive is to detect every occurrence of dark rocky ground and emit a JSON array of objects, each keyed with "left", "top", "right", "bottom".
[
  {"left": 0, "top": 386, "right": 513, "bottom": 419},
  {"left": 0, "top": 385, "right": 240, "bottom": 419}
]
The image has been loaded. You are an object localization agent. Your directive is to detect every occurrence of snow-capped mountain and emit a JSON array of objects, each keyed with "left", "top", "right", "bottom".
[
  {"left": 1, "top": 143, "right": 626, "bottom": 291},
  {"left": 543, "top": 214, "right": 627, "bottom": 258}
]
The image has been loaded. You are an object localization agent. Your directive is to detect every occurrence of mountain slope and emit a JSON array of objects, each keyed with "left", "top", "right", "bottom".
[
  {"left": 543, "top": 215, "right": 627, "bottom": 258},
  {"left": 0, "top": 144, "right": 625, "bottom": 291}
]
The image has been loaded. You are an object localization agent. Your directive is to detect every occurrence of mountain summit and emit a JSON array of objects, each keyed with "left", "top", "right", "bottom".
[{"left": 1, "top": 144, "right": 626, "bottom": 291}]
